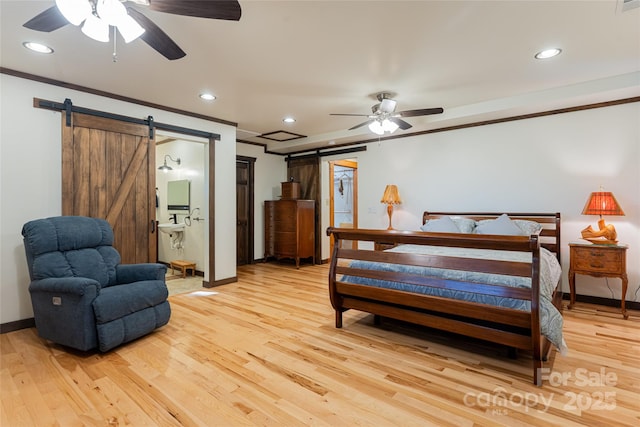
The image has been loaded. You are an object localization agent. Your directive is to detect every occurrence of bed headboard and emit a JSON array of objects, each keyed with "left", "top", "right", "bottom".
[{"left": 422, "top": 212, "right": 562, "bottom": 263}]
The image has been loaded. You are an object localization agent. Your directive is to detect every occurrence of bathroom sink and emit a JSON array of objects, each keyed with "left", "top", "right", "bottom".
[{"left": 158, "top": 223, "right": 185, "bottom": 234}]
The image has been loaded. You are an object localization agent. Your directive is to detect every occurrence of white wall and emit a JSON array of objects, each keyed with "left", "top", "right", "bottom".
[
  {"left": 0, "top": 74, "right": 237, "bottom": 324},
  {"left": 2, "top": 72, "right": 638, "bottom": 325},
  {"left": 236, "top": 143, "right": 286, "bottom": 261},
  {"left": 319, "top": 102, "right": 640, "bottom": 302}
]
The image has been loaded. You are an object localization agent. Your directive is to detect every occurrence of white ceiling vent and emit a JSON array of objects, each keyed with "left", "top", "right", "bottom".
[{"left": 618, "top": 0, "right": 640, "bottom": 12}]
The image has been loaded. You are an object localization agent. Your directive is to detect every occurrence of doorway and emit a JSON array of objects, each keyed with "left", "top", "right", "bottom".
[
  {"left": 329, "top": 159, "right": 358, "bottom": 253},
  {"left": 155, "top": 131, "right": 214, "bottom": 286}
]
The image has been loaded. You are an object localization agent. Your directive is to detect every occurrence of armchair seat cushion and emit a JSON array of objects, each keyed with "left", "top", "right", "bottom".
[{"left": 93, "top": 280, "right": 169, "bottom": 324}]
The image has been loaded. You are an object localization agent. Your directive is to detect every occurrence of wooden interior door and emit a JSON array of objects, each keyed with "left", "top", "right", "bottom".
[
  {"left": 61, "top": 112, "right": 156, "bottom": 264},
  {"left": 236, "top": 156, "right": 255, "bottom": 266}
]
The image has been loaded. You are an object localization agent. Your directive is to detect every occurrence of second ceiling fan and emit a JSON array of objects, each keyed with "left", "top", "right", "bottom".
[
  {"left": 331, "top": 92, "right": 443, "bottom": 135},
  {"left": 23, "top": 0, "right": 242, "bottom": 60}
]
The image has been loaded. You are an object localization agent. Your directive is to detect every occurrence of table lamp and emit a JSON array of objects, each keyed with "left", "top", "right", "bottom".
[{"left": 580, "top": 190, "right": 624, "bottom": 244}]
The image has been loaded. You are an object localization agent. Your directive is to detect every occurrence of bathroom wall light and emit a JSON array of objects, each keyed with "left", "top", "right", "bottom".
[
  {"left": 283, "top": 117, "right": 296, "bottom": 123},
  {"left": 199, "top": 93, "right": 216, "bottom": 101},
  {"left": 158, "top": 155, "right": 181, "bottom": 173}
]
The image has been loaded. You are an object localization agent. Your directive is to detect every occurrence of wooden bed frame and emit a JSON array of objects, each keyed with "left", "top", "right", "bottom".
[{"left": 326, "top": 212, "right": 563, "bottom": 385}]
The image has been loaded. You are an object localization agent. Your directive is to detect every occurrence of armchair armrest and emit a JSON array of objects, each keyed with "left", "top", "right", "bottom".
[
  {"left": 29, "top": 277, "right": 101, "bottom": 296},
  {"left": 116, "top": 263, "right": 167, "bottom": 284}
]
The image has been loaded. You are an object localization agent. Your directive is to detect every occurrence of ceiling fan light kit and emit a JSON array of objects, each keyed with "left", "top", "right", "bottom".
[
  {"left": 55, "top": 0, "right": 91, "bottom": 26},
  {"left": 116, "top": 14, "right": 146, "bottom": 43},
  {"left": 57, "top": 0, "right": 146, "bottom": 43},
  {"left": 368, "top": 118, "right": 399, "bottom": 136},
  {"left": 81, "top": 13, "right": 110, "bottom": 42}
]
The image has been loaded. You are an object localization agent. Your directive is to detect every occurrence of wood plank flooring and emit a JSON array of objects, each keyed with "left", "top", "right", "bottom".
[{"left": 2, "top": 262, "right": 638, "bottom": 426}]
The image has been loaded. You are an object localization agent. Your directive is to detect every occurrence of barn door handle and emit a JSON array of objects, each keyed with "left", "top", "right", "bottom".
[{"left": 151, "top": 220, "right": 156, "bottom": 233}]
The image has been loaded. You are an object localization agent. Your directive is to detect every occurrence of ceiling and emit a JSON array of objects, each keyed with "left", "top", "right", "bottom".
[{"left": 1, "top": 1, "right": 639, "bottom": 155}]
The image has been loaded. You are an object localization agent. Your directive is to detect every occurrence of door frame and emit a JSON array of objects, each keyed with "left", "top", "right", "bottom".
[{"left": 329, "top": 159, "right": 358, "bottom": 254}]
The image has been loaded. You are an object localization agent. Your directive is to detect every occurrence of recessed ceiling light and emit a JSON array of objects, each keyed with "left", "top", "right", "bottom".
[
  {"left": 23, "top": 41, "right": 54, "bottom": 54},
  {"left": 535, "top": 48, "right": 562, "bottom": 59},
  {"left": 199, "top": 93, "right": 216, "bottom": 101},
  {"left": 283, "top": 117, "right": 296, "bottom": 123}
]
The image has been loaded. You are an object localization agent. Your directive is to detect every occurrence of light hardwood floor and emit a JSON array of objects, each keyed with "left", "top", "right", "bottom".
[{"left": 2, "top": 263, "right": 638, "bottom": 426}]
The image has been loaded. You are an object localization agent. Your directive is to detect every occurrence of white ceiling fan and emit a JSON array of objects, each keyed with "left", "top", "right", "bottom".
[{"left": 331, "top": 92, "right": 444, "bottom": 135}]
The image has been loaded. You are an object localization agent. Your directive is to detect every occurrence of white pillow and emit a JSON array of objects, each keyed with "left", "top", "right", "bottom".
[
  {"left": 420, "top": 216, "right": 460, "bottom": 233},
  {"left": 514, "top": 219, "right": 543, "bottom": 236},
  {"left": 474, "top": 214, "right": 524, "bottom": 236},
  {"left": 451, "top": 217, "right": 476, "bottom": 234}
]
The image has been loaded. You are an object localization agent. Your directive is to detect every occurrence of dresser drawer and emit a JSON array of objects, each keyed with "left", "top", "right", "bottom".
[{"left": 572, "top": 246, "right": 623, "bottom": 274}]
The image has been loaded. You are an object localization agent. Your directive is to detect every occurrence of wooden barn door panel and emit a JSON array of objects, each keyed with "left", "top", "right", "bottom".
[{"left": 62, "top": 113, "right": 156, "bottom": 264}]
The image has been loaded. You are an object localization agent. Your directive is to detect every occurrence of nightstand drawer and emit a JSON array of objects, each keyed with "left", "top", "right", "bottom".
[{"left": 572, "top": 246, "right": 623, "bottom": 274}]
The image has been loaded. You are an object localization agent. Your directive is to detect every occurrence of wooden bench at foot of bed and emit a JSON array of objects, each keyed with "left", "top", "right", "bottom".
[{"left": 326, "top": 212, "right": 563, "bottom": 386}]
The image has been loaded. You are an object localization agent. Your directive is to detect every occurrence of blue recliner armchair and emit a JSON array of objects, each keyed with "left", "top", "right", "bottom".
[{"left": 22, "top": 216, "right": 171, "bottom": 352}]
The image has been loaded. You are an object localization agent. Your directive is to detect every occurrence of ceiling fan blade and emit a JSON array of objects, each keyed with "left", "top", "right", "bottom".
[
  {"left": 398, "top": 107, "right": 444, "bottom": 117},
  {"left": 389, "top": 117, "right": 412, "bottom": 130},
  {"left": 23, "top": 6, "right": 69, "bottom": 32},
  {"left": 127, "top": 8, "right": 186, "bottom": 60},
  {"left": 349, "top": 120, "right": 374, "bottom": 131},
  {"left": 148, "top": 0, "right": 242, "bottom": 21}
]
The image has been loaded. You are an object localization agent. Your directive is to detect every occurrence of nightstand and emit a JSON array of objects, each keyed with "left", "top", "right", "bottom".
[{"left": 568, "top": 242, "right": 629, "bottom": 319}]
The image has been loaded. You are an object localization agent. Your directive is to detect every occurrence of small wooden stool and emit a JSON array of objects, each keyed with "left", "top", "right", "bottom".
[{"left": 169, "top": 260, "right": 196, "bottom": 279}]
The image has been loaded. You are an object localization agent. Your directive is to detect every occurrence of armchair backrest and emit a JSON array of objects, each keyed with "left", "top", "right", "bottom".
[{"left": 22, "top": 216, "right": 121, "bottom": 287}]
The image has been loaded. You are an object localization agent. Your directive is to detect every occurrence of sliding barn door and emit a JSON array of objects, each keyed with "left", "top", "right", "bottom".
[{"left": 61, "top": 113, "right": 156, "bottom": 264}]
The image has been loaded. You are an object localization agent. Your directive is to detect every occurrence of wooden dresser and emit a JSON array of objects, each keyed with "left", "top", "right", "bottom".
[{"left": 264, "top": 199, "right": 315, "bottom": 268}]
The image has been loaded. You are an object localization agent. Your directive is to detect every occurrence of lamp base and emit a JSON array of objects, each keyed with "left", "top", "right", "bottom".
[
  {"left": 583, "top": 237, "right": 618, "bottom": 245},
  {"left": 581, "top": 218, "right": 618, "bottom": 244},
  {"left": 386, "top": 203, "right": 394, "bottom": 230}
]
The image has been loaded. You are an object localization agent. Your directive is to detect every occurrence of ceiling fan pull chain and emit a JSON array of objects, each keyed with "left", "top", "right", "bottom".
[{"left": 112, "top": 26, "right": 118, "bottom": 62}]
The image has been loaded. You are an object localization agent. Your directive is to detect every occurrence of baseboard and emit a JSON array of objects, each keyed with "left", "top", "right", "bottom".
[
  {"left": 562, "top": 293, "right": 640, "bottom": 311},
  {"left": 1, "top": 317, "right": 35, "bottom": 334},
  {"left": 208, "top": 276, "right": 238, "bottom": 287}
]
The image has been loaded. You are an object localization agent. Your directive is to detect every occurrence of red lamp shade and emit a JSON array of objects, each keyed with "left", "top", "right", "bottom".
[{"left": 581, "top": 192, "right": 625, "bottom": 217}]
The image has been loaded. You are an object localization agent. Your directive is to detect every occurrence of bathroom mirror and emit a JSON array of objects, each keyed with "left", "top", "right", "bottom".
[{"left": 167, "top": 179, "right": 190, "bottom": 211}]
